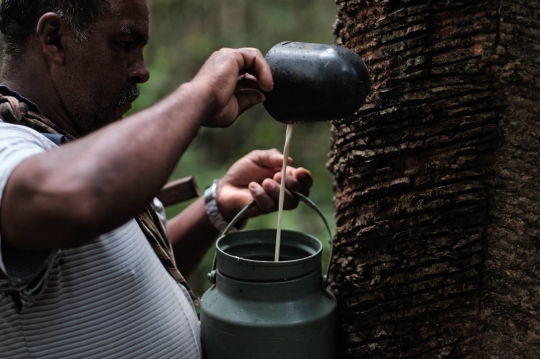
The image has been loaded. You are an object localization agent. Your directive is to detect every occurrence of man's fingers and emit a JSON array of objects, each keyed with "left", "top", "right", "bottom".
[
  {"left": 248, "top": 149, "right": 291, "bottom": 170},
  {"left": 236, "top": 74, "right": 260, "bottom": 92},
  {"left": 235, "top": 89, "right": 266, "bottom": 115},
  {"left": 237, "top": 48, "right": 273, "bottom": 93},
  {"left": 290, "top": 167, "right": 313, "bottom": 184},
  {"left": 192, "top": 47, "right": 273, "bottom": 127},
  {"left": 261, "top": 179, "right": 300, "bottom": 210},
  {"left": 272, "top": 167, "right": 312, "bottom": 196},
  {"left": 245, "top": 167, "right": 309, "bottom": 218},
  {"left": 282, "top": 189, "right": 300, "bottom": 210},
  {"left": 295, "top": 167, "right": 314, "bottom": 189},
  {"left": 249, "top": 182, "right": 277, "bottom": 214}
]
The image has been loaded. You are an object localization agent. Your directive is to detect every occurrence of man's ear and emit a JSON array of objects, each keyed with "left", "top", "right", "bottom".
[{"left": 36, "top": 12, "right": 71, "bottom": 66}]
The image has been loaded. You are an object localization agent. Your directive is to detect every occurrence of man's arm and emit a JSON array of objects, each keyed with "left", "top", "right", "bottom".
[
  {"left": 168, "top": 149, "right": 313, "bottom": 277},
  {"left": 0, "top": 48, "right": 273, "bottom": 250}
]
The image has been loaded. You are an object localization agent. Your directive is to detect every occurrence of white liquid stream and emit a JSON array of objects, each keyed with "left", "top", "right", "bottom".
[{"left": 274, "top": 124, "right": 294, "bottom": 262}]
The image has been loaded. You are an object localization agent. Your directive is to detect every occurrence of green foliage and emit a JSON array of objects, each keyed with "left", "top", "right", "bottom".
[{"left": 138, "top": 0, "right": 338, "bottom": 295}]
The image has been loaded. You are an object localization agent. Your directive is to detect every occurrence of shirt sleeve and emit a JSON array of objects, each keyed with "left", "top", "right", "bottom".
[{"left": 0, "top": 122, "right": 58, "bottom": 283}]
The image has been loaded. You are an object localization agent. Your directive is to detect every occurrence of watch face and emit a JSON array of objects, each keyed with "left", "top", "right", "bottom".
[{"left": 204, "top": 181, "right": 230, "bottom": 233}]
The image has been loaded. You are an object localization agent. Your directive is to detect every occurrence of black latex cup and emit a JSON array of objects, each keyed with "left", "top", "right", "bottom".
[{"left": 263, "top": 42, "right": 371, "bottom": 124}]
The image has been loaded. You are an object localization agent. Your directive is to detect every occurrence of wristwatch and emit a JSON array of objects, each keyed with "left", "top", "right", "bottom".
[{"left": 204, "top": 179, "right": 246, "bottom": 233}]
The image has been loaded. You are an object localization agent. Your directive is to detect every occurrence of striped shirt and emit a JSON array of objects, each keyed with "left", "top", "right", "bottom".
[{"left": 0, "top": 122, "right": 202, "bottom": 358}]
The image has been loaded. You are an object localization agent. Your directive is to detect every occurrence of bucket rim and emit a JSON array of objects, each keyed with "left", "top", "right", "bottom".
[
  {"left": 216, "top": 228, "right": 322, "bottom": 266},
  {"left": 213, "top": 229, "right": 323, "bottom": 282}
]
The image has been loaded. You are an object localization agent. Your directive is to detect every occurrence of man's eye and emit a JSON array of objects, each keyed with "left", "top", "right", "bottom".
[{"left": 118, "top": 41, "right": 134, "bottom": 50}]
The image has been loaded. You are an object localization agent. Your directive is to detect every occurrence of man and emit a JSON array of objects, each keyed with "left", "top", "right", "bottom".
[{"left": 0, "top": 0, "right": 312, "bottom": 358}]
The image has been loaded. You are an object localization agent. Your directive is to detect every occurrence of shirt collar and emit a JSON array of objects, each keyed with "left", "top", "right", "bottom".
[{"left": 0, "top": 85, "right": 43, "bottom": 114}]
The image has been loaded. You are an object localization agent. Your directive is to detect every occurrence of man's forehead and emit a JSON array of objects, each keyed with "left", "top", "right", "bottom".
[{"left": 104, "top": 0, "right": 149, "bottom": 35}]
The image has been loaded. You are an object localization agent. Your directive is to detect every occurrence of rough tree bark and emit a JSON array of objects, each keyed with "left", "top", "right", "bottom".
[{"left": 328, "top": 0, "right": 540, "bottom": 357}]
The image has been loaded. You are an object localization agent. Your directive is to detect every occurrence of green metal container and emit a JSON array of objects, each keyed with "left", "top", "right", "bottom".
[{"left": 200, "top": 193, "right": 337, "bottom": 359}]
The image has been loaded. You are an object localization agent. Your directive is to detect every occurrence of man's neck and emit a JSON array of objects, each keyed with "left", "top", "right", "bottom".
[{"left": 0, "top": 58, "right": 82, "bottom": 138}]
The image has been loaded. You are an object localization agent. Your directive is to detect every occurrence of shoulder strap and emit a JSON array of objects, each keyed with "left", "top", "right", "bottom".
[
  {"left": 0, "top": 94, "right": 75, "bottom": 142},
  {"left": 0, "top": 95, "right": 26, "bottom": 124}
]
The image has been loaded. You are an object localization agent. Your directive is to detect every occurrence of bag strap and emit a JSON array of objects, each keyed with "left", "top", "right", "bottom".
[{"left": 0, "top": 95, "right": 75, "bottom": 141}]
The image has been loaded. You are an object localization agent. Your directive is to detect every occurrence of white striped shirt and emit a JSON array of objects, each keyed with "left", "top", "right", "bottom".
[{"left": 0, "top": 123, "right": 202, "bottom": 358}]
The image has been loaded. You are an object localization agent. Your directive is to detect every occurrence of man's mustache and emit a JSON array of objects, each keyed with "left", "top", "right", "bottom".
[{"left": 118, "top": 84, "right": 140, "bottom": 105}]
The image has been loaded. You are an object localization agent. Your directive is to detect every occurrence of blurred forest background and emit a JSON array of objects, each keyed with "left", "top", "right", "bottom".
[{"left": 140, "top": 0, "right": 339, "bottom": 294}]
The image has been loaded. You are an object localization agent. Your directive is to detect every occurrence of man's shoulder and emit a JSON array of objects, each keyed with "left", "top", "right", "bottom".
[{"left": 0, "top": 121, "right": 57, "bottom": 150}]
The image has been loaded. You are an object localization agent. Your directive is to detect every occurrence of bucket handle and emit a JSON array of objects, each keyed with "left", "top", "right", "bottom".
[{"left": 208, "top": 191, "right": 334, "bottom": 288}]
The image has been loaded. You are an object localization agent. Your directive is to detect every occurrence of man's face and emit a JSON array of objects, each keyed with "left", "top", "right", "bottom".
[{"left": 57, "top": 0, "right": 150, "bottom": 134}]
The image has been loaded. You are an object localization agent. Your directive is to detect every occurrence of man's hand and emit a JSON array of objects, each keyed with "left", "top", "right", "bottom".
[
  {"left": 190, "top": 48, "right": 273, "bottom": 128},
  {"left": 167, "top": 149, "right": 312, "bottom": 276},
  {"left": 215, "top": 149, "right": 313, "bottom": 222}
]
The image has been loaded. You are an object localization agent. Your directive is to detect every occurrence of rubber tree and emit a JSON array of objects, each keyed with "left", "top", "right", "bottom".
[{"left": 328, "top": 0, "right": 540, "bottom": 357}]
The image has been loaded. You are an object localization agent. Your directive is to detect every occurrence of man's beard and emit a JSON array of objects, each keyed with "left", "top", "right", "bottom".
[
  {"left": 64, "top": 84, "right": 141, "bottom": 135},
  {"left": 118, "top": 84, "right": 140, "bottom": 106},
  {"left": 95, "top": 83, "right": 141, "bottom": 126}
]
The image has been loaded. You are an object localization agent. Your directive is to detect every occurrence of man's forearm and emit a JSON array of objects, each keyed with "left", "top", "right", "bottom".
[
  {"left": 1, "top": 83, "right": 211, "bottom": 249},
  {"left": 1, "top": 47, "right": 273, "bottom": 250}
]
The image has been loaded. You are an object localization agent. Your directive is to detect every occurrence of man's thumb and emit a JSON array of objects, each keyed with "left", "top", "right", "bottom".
[{"left": 236, "top": 89, "right": 265, "bottom": 115}]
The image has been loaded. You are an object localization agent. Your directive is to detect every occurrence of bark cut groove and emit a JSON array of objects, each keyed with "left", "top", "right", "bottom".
[{"left": 329, "top": 0, "right": 540, "bottom": 357}]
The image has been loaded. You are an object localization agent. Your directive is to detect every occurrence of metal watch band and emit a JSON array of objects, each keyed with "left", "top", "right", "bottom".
[{"left": 204, "top": 179, "right": 237, "bottom": 233}]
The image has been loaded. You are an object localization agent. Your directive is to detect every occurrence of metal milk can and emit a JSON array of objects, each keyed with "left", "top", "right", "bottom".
[{"left": 200, "top": 193, "right": 337, "bottom": 359}]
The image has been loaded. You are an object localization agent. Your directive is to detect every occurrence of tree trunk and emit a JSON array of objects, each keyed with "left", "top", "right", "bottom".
[{"left": 328, "top": 0, "right": 540, "bottom": 357}]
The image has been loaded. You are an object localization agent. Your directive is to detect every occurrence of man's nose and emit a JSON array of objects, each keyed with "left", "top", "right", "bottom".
[{"left": 128, "top": 54, "right": 150, "bottom": 84}]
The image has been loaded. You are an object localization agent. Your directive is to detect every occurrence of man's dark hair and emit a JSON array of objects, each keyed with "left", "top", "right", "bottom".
[{"left": 0, "top": 0, "right": 111, "bottom": 57}]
